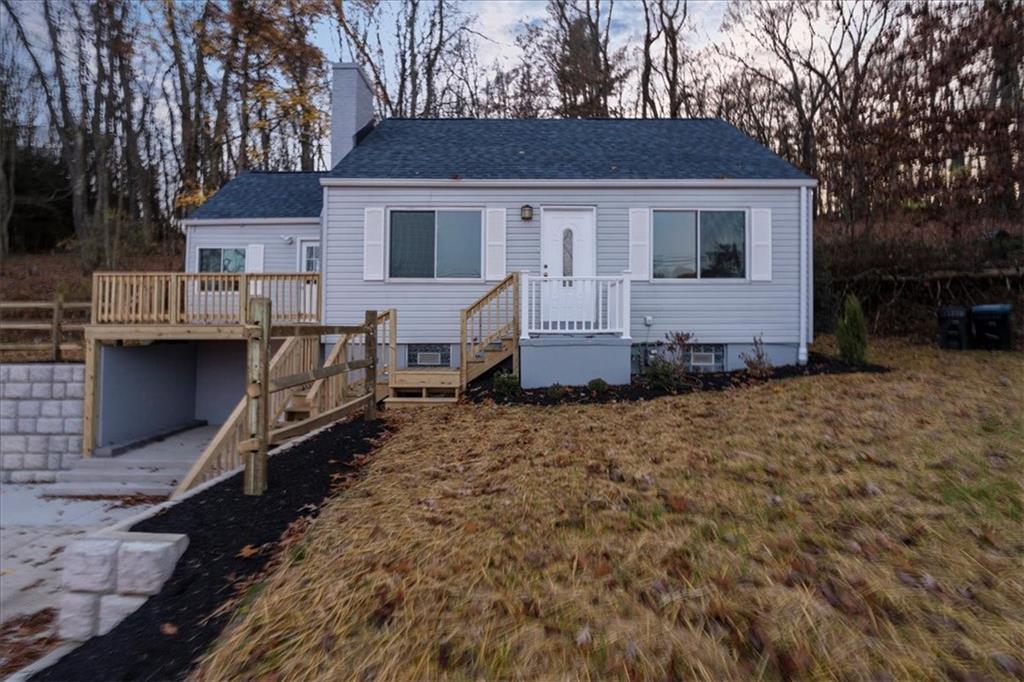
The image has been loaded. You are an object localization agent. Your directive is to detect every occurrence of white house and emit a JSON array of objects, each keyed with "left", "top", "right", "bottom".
[{"left": 181, "top": 63, "right": 815, "bottom": 390}]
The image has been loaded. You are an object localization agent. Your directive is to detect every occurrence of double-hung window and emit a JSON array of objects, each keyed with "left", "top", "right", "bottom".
[
  {"left": 388, "top": 210, "right": 482, "bottom": 279},
  {"left": 652, "top": 210, "right": 746, "bottom": 279},
  {"left": 198, "top": 247, "right": 246, "bottom": 273}
]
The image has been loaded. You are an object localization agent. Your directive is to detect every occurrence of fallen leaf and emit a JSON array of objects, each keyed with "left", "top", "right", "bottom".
[
  {"left": 160, "top": 622, "right": 178, "bottom": 636},
  {"left": 236, "top": 544, "right": 260, "bottom": 559}
]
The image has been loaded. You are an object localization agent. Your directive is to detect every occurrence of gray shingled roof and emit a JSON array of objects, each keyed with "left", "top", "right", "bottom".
[
  {"left": 187, "top": 171, "right": 323, "bottom": 220},
  {"left": 328, "top": 118, "right": 810, "bottom": 180}
]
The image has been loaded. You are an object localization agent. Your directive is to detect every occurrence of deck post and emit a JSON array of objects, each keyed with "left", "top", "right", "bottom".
[
  {"left": 519, "top": 270, "right": 530, "bottom": 340},
  {"left": 169, "top": 274, "right": 181, "bottom": 324},
  {"left": 364, "top": 309, "right": 378, "bottom": 420},
  {"left": 620, "top": 270, "right": 632, "bottom": 340},
  {"left": 459, "top": 308, "right": 468, "bottom": 389},
  {"left": 51, "top": 293, "right": 64, "bottom": 362},
  {"left": 244, "top": 297, "right": 271, "bottom": 495},
  {"left": 389, "top": 308, "right": 398, "bottom": 384},
  {"left": 512, "top": 272, "right": 521, "bottom": 377},
  {"left": 82, "top": 334, "right": 100, "bottom": 457},
  {"left": 239, "top": 274, "right": 250, "bottom": 325}
]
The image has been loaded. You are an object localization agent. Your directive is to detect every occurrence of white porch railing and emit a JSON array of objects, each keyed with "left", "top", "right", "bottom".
[{"left": 520, "top": 271, "right": 631, "bottom": 338}]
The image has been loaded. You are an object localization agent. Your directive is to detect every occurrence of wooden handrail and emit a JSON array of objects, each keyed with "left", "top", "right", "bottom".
[
  {"left": 174, "top": 334, "right": 315, "bottom": 495},
  {"left": 174, "top": 307, "right": 380, "bottom": 497},
  {"left": 459, "top": 273, "right": 519, "bottom": 389}
]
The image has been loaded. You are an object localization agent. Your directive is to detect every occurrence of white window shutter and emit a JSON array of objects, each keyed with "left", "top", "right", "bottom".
[
  {"left": 363, "top": 207, "right": 385, "bottom": 281},
  {"left": 485, "top": 208, "right": 507, "bottom": 280},
  {"left": 628, "top": 208, "right": 650, "bottom": 280},
  {"left": 750, "top": 209, "right": 772, "bottom": 281},
  {"left": 244, "top": 243, "right": 264, "bottom": 272}
]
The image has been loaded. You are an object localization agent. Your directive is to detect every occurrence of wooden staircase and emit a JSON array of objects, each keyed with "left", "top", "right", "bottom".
[
  {"left": 386, "top": 273, "right": 520, "bottom": 406},
  {"left": 173, "top": 311, "right": 392, "bottom": 496}
]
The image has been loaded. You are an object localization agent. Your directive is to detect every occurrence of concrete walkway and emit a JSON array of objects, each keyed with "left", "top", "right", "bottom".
[
  {"left": 0, "top": 485, "right": 160, "bottom": 623},
  {"left": 47, "top": 425, "right": 219, "bottom": 497}
]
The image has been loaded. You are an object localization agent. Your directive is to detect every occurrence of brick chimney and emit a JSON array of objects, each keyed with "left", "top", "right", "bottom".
[{"left": 330, "top": 63, "right": 374, "bottom": 169}]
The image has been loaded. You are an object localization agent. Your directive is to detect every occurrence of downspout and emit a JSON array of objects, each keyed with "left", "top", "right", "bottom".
[{"left": 798, "top": 187, "right": 808, "bottom": 364}]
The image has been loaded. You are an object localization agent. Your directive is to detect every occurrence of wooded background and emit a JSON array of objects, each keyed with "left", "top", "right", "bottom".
[{"left": 1, "top": 0, "right": 1021, "bottom": 335}]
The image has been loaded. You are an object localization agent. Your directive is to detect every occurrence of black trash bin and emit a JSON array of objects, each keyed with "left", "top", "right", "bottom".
[
  {"left": 937, "top": 306, "right": 970, "bottom": 350},
  {"left": 971, "top": 304, "right": 1014, "bottom": 350}
]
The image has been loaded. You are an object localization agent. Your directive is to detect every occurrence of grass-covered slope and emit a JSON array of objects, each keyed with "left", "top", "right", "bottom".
[{"left": 198, "top": 339, "right": 1023, "bottom": 681}]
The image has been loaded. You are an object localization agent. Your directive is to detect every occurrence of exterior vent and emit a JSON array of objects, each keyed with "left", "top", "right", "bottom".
[
  {"left": 416, "top": 351, "right": 443, "bottom": 366},
  {"left": 690, "top": 351, "right": 716, "bottom": 366}
]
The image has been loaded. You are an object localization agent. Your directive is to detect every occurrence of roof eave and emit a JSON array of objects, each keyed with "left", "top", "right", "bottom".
[
  {"left": 320, "top": 177, "right": 818, "bottom": 189},
  {"left": 180, "top": 216, "right": 322, "bottom": 226}
]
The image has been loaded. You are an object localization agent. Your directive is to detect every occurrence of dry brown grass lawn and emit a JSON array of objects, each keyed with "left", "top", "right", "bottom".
[{"left": 197, "top": 339, "right": 1023, "bottom": 681}]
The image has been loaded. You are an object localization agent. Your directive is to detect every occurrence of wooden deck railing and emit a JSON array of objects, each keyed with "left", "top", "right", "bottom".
[
  {"left": 0, "top": 297, "right": 91, "bottom": 360},
  {"left": 460, "top": 273, "right": 519, "bottom": 388},
  {"left": 92, "top": 272, "right": 321, "bottom": 325},
  {"left": 173, "top": 303, "right": 378, "bottom": 497}
]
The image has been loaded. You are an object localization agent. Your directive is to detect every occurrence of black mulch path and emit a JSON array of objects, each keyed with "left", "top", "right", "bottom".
[
  {"left": 34, "top": 418, "right": 390, "bottom": 682},
  {"left": 465, "top": 352, "right": 890, "bottom": 406}
]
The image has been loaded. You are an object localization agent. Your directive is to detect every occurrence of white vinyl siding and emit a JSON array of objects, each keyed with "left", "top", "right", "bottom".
[
  {"left": 185, "top": 223, "right": 321, "bottom": 273},
  {"left": 323, "top": 186, "right": 805, "bottom": 345}
]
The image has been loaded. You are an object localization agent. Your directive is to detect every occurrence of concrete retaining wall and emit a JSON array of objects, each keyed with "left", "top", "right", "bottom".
[
  {"left": 0, "top": 364, "right": 85, "bottom": 483},
  {"left": 59, "top": 531, "right": 188, "bottom": 640}
]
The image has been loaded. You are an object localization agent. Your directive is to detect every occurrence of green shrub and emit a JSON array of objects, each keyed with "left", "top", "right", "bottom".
[
  {"left": 644, "top": 357, "right": 683, "bottom": 392},
  {"left": 545, "top": 383, "right": 568, "bottom": 400},
  {"left": 837, "top": 293, "right": 868, "bottom": 365},
  {"left": 587, "top": 378, "right": 610, "bottom": 394},
  {"left": 492, "top": 371, "right": 522, "bottom": 401}
]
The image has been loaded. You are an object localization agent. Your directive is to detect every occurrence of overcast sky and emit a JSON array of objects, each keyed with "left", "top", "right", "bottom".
[{"left": 313, "top": 0, "right": 733, "bottom": 68}]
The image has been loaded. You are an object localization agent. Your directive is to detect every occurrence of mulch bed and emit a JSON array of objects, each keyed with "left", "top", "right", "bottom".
[
  {"left": 465, "top": 352, "right": 890, "bottom": 406},
  {"left": 33, "top": 418, "right": 390, "bottom": 682}
]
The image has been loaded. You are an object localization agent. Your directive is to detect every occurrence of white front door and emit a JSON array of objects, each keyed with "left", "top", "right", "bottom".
[{"left": 539, "top": 209, "right": 596, "bottom": 329}]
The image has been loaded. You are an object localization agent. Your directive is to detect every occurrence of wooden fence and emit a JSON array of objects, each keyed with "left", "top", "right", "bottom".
[
  {"left": 173, "top": 299, "right": 378, "bottom": 497},
  {"left": 0, "top": 297, "right": 92, "bottom": 361}
]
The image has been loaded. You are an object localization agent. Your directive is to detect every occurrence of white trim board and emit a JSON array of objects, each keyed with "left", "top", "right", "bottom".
[
  {"left": 182, "top": 217, "right": 321, "bottom": 227},
  {"left": 321, "top": 178, "right": 818, "bottom": 189}
]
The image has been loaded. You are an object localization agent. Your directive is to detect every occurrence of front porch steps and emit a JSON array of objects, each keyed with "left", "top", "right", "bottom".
[
  {"left": 388, "top": 367, "right": 461, "bottom": 403},
  {"left": 464, "top": 338, "right": 514, "bottom": 384}
]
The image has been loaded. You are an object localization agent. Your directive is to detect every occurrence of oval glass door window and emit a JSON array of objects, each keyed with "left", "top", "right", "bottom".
[{"left": 562, "top": 228, "right": 573, "bottom": 284}]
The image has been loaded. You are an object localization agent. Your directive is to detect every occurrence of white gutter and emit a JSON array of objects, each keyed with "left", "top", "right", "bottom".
[
  {"left": 180, "top": 217, "right": 320, "bottom": 227},
  {"left": 319, "top": 177, "right": 818, "bottom": 189},
  {"left": 798, "top": 187, "right": 808, "bottom": 364}
]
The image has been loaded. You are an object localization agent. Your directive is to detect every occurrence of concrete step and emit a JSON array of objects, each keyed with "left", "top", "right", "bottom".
[
  {"left": 73, "top": 457, "right": 194, "bottom": 470},
  {"left": 45, "top": 481, "right": 174, "bottom": 498},
  {"left": 55, "top": 469, "right": 186, "bottom": 485}
]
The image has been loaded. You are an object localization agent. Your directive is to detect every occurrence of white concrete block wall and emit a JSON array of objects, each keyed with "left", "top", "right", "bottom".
[
  {"left": 0, "top": 363, "right": 85, "bottom": 483},
  {"left": 59, "top": 531, "right": 188, "bottom": 641}
]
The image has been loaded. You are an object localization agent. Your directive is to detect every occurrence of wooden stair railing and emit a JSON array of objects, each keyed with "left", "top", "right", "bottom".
[
  {"left": 459, "top": 273, "right": 519, "bottom": 389},
  {"left": 173, "top": 335, "right": 317, "bottom": 496},
  {"left": 302, "top": 309, "right": 396, "bottom": 414}
]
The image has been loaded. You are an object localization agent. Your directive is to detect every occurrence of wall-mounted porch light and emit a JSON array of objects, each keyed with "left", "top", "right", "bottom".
[{"left": 520, "top": 205, "right": 534, "bottom": 221}]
